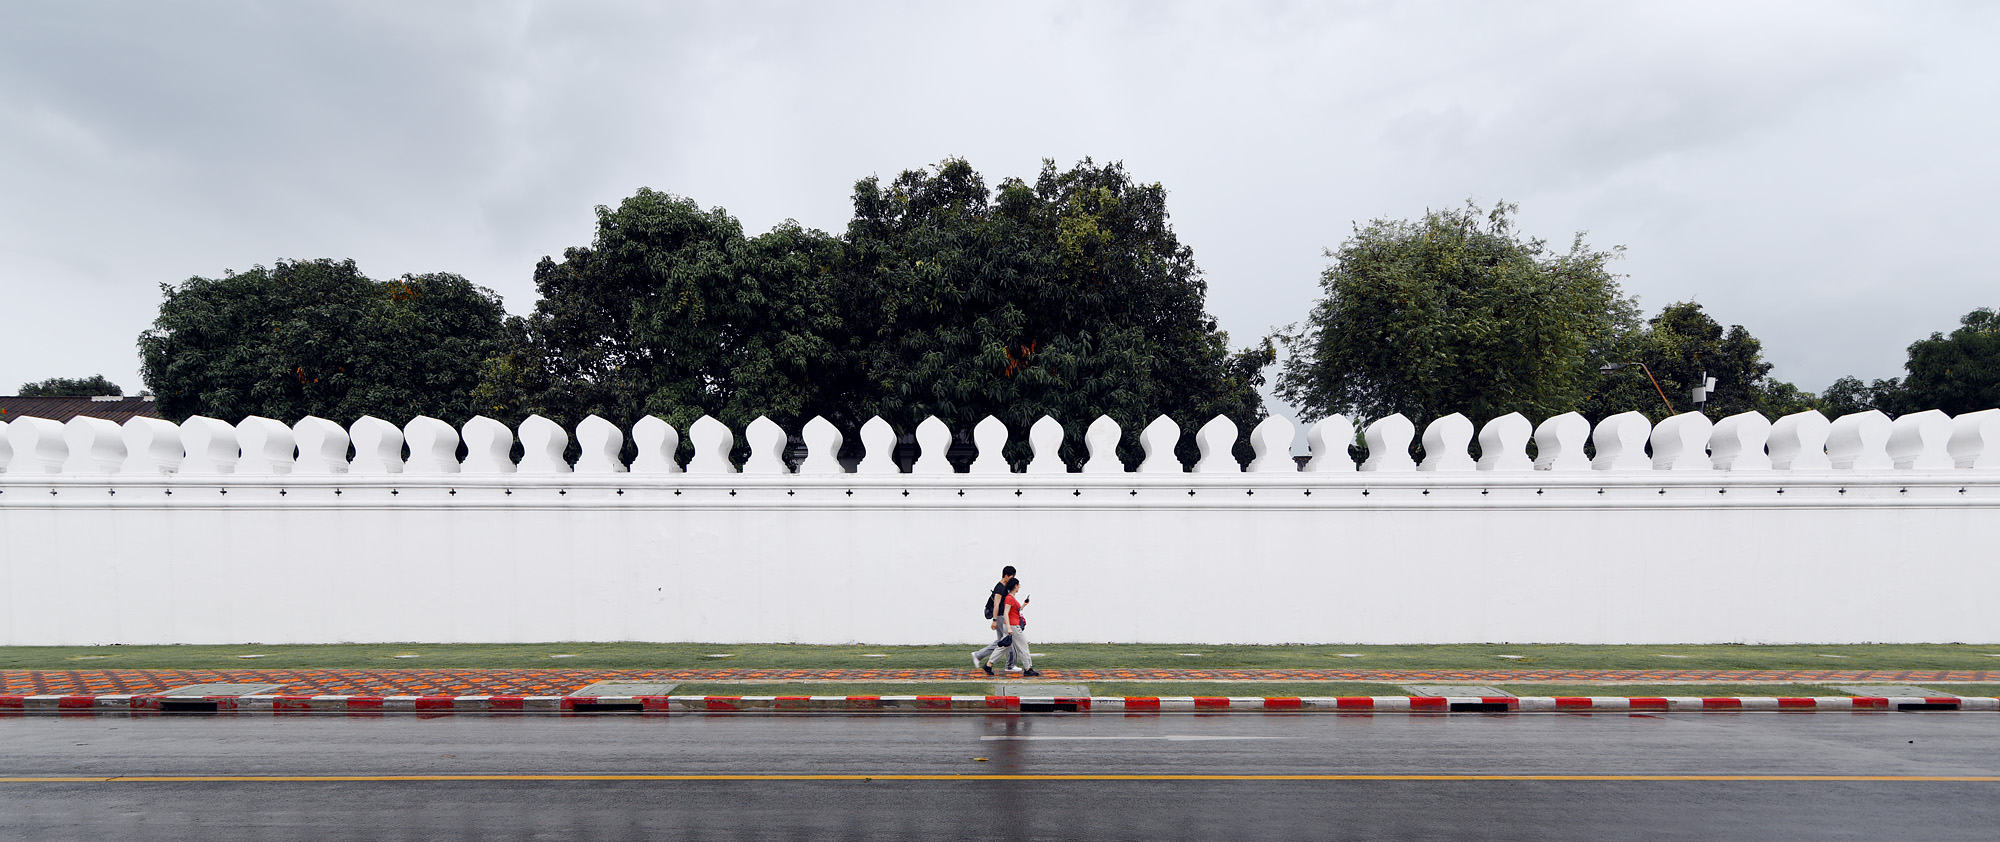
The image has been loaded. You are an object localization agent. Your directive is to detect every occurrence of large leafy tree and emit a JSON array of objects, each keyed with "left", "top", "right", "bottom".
[
  {"left": 1822, "top": 307, "right": 2000, "bottom": 417},
  {"left": 1819, "top": 375, "right": 1898, "bottom": 418},
  {"left": 138, "top": 259, "right": 508, "bottom": 424},
  {"left": 842, "top": 158, "right": 1270, "bottom": 466},
  {"left": 18, "top": 375, "right": 122, "bottom": 396},
  {"left": 1274, "top": 201, "right": 1632, "bottom": 432},
  {"left": 1584, "top": 301, "right": 1816, "bottom": 422},
  {"left": 484, "top": 160, "right": 1272, "bottom": 467},
  {"left": 1898, "top": 307, "right": 2000, "bottom": 413},
  {"left": 474, "top": 189, "right": 855, "bottom": 435}
]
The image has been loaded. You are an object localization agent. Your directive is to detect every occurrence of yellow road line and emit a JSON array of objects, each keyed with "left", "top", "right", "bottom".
[{"left": 0, "top": 774, "right": 1996, "bottom": 783}]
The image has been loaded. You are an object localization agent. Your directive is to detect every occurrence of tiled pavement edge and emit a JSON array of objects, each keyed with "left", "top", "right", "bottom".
[
  {"left": 6, "top": 668, "right": 1998, "bottom": 696},
  {"left": 2, "top": 693, "right": 1991, "bottom": 716}
]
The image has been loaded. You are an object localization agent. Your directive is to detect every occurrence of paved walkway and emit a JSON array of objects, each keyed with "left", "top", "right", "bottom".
[{"left": 4, "top": 669, "right": 1996, "bottom": 696}]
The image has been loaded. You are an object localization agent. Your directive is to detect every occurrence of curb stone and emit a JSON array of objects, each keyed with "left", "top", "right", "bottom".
[{"left": 0, "top": 694, "right": 1990, "bottom": 715}]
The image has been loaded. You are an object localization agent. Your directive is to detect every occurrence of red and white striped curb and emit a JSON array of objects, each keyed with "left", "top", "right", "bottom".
[{"left": 0, "top": 694, "right": 1991, "bottom": 714}]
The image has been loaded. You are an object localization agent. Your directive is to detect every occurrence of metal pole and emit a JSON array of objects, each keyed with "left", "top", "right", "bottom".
[{"left": 1634, "top": 362, "right": 1675, "bottom": 414}]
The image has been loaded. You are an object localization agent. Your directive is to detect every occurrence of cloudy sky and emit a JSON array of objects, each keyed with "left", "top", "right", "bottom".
[{"left": 3, "top": 1, "right": 1994, "bottom": 413}]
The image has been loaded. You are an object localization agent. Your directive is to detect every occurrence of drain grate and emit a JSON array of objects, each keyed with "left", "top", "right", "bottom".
[
  {"left": 160, "top": 683, "right": 282, "bottom": 696},
  {"left": 569, "top": 702, "right": 646, "bottom": 713},
  {"left": 994, "top": 683, "right": 1088, "bottom": 713},
  {"left": 1403, "top": 685, "right": 1515, "bottom": 698},
  {"left": 571, "top": 682, "right": 679, "bottom": 697},
  {"left": 1830, "top": 686, "right": 1957, "bottom": 698},
  {"left": 1830, "top": 686, "right": 1961, "bottom": 711},
  {"left": 993, "top": 683, "right": 1089, "bottom": 697}
]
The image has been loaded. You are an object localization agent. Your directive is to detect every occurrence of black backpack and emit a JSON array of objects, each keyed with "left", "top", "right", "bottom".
[{"left": 981, "top": 589, "right": 997, "bottom": 619}]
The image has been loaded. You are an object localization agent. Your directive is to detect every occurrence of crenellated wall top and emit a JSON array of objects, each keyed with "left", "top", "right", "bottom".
[{"left": 3, "top": 407, "right": 1999, "bottom": 482}]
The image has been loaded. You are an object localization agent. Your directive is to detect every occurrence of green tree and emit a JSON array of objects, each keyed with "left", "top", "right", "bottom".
[
  {"left": 1889, "top": 307, "right": 2000, "bottom": 415},
  {"left": 1274, "top": 201, "right": 1633, "bottom": 432},
  {"left": 1755, "top": 380, "right": 1824, "bottom": 418},
  {"left": 1821, "top": 307, "right": 2000, "bottom": 417},
  {"left": 841, "top": 158, "right": 1270, "bottom": 466},
  {"left": 138, "top": 259, "right": 509, "bottom": 424},
  {"left": 1819, "top": 375, "right": 1898, "bottom": 417},
  {"left": 1586, "top": 301, "right": 1815, "bottom": 421},
  {"left": 474, "top": 189, "right": 856, "bottom": 436},
  {"left": 483, "top": 160, "right": 1273, "bottom": 468},
  {"left": 18, "top": 375, "right": 122, "bottom": 396}
]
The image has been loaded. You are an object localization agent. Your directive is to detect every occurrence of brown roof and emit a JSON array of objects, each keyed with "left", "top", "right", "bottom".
[{"left": 0, "top": 396, "right": 164, "bottom": 425}]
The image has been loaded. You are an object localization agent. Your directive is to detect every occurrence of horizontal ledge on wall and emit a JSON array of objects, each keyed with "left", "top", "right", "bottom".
[
  {"left": 4, "top": 472, "right": 1996, "bottom": 489},
  {"left": 1, "top": 471, "right": 1994, "bottom": 512}
]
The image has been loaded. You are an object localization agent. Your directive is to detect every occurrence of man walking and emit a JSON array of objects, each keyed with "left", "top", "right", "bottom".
[{"left": 973, "top": 566, "right": 1015, "bottom": 675}]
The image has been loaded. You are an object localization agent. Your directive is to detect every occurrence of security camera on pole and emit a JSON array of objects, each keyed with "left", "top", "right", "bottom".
[{"left": 1690, "top": 371, "right": 1718, "bottom": 414}]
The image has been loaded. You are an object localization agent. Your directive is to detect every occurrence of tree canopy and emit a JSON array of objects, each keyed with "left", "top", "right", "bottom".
[
  {"left": 138, "top": 259, "right": 509, "bottom": 424},
  {"left": 1584, "top": 300, "right": 1816, "bottom": 422},
  {"left": 479, "top": 158, "right": 1272, "bottom": 466},
  {"left": 1823, "top": 307, "right": 2000, "bottom": 417},
  {"left": 17, "top": 375, "right": 122, "bottom": 397},
  {"left": 472, "top": 190, "right": 852, "bottom": 438},
  {"left": 1274, "top": 201, "right": 1630, "bottom": 431},
  {"left": 841, "top": 158, "right": 1270, "bottom": 465}
]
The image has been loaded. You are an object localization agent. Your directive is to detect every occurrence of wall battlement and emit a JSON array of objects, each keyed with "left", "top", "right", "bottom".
[
  {"left": 3, "top": 407, "right": 1997, "bottom": 647},
  {"left": 6, "top": 405, "right": 1998, "bottom": 480}
]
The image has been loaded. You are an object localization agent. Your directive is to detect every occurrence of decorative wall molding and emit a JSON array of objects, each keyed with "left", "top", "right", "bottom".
[
  {"left": 5, "top": 406, "right": 1996, "bottom": 647},
  {"left": 8, "top": 407, "right": 1998, "bottom": 481}
]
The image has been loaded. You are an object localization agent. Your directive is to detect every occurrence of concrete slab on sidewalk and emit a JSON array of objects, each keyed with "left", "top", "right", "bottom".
[
  {"left": 572, "top": 681, "right": 679, "bottom": 696},
  {"left": 1403, "top": 685, "right": 1515, "bottom": 697},
  {"left": 995, "top": 683, "right": 1089, "bottom": 697},
  {"left": 1830, "top": 685, "right": 1956, "bottom": 697},
  {"left": 161, "top": 684, "right": 283, "bottom": 696}
]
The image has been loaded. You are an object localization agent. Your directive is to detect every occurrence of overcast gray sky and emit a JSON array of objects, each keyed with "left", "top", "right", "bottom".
[{"left": 3, "top": 1, "right": 1995, "bottom": 413}]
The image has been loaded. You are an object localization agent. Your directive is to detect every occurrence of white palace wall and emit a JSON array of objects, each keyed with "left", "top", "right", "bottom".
[{"left": 3, "top": 407, "right": 1998, "bottom": 645}]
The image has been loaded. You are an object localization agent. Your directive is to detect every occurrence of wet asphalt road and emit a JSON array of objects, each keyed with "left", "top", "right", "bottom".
[{"left": 2, "top": 711, "right": 1997, "bottom": 841}]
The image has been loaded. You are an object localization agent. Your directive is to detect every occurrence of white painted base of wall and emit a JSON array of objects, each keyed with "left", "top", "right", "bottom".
[{"left": 2, "top": 472, "right": 1995, "bottom": 645}]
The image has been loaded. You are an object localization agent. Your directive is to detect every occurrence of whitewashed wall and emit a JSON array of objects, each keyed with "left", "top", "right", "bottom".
[{"left": 3, "top": 407, "right": 1998, "bottom": 645}]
